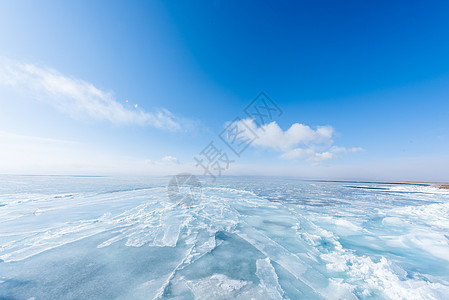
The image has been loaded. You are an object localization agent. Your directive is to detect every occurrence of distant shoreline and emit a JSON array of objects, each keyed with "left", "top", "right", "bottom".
[
  {"left": 401, "top": 182, "right": 449, "bottom": 189},
  {"left": 309, "top": 179, "right": 449, "bottom": 190}
]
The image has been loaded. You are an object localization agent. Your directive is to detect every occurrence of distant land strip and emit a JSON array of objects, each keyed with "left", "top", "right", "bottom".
[{"left": 402, "top": 182, "right": 449, "bottom": 189}]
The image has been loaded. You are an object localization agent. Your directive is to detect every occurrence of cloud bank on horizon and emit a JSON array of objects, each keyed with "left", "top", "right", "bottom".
[
  {"left": 0, "top": 59, "right": 182, "bottom": 131},
  {"left": 232, "top": 119, "right": 364, "bottom": 161}
]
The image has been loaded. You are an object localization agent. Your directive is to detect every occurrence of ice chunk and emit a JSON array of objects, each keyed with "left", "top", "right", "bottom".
[{"left": 256, "top": 258, "right": 284, "bottom": 300}]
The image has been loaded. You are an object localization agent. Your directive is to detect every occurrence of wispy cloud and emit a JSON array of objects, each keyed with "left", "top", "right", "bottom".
[
  {"left": 232, "top": 119, "right": 363, "bottom": 161},
  {"left": 0, "top": 130, "right": 189, "bottom": 175},
  {"left": 161, "top": 155, "right": 180, "bottom": 164},
  {"left": 0, "top": 130, "right": 79, "bottom": 145},
  {"left": 145, "top": 155, "right": 180, "bottom": 165},
  {"left": 0, "top": 59, "right": 181, "bottom": 131}
]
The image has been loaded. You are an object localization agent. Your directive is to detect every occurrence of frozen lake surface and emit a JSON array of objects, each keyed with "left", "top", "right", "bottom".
[{"left": 0, "top": 175, "right": 448, "bottom": 299}]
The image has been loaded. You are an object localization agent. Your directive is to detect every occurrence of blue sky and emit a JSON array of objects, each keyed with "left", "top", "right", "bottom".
[{"left": 1, "top": 0, "right": 449, "bottom": 181}]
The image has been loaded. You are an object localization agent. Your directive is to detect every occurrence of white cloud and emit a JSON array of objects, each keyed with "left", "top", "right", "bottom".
[
  {"left": 242, "top": 119, "right": 334, "bottom": 150},
  {"left": 0, "top": 59, "right": 181, "bottom": 131},
  {"left": 231, "top": 119, "right": 363, "bottom": 161},
  {"left": 161, "top": 155, "right": 180, "bottom": 164},
  {"left": 0, "top": 130, "right": 79, "bottom": 145},
  {"left": 281, "top": 146, "right": 364, "bottom": 161},
  {"left": 0, "top": 130, "right": 189, "bottom": 175},
  {"left": 145, "top": 155, "right": 180, "bottom": 165},
  {"left": 330, "top": 146, "right": 365, "bottom": 154},
  {"left": 281, "top": 148, "right": 334, "bottom": 161}
]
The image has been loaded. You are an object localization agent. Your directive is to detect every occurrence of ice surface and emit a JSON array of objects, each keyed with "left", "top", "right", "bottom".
[
  {"left": 256, "top": 258, "right": 284, "bottom": 300},
  {"left": 0, "top": 176, "right": 449, "bottom": 299}
]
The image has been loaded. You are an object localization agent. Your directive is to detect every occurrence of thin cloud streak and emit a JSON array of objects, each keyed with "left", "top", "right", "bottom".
[{"left": 0, "top": 59, "right": 181, "bottom": 131}]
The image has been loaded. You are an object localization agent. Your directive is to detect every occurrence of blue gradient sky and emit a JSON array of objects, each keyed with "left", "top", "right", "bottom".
[{"left": 1, "top": 0, "right": 449, "bottom": 181}]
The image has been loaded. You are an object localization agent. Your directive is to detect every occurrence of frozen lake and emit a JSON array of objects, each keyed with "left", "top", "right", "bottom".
[{"left": 1, "top": 175, "right": 448, "bottom": 299}]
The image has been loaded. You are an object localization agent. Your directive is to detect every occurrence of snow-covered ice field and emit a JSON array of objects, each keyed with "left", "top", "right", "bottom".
[{"left": 1, "top": 175, "right": 448, "bottom": 299}]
